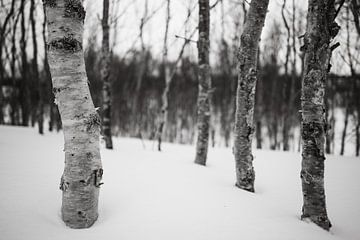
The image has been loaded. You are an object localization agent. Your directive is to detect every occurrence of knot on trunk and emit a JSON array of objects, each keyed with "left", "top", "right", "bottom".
[
  {"left": 48, "top": 34, "right": 82, "bottom": 52},
  {"left": 44, "top": 0, "right": 57, "bottom": 7},
  {"left": 64, "top": 0, "right": 86, "bottom": 22},
  {"left": 84, "top": 112, "right": 101, "bottom": 133},
  {"left": 329, "top": 22, "right": 340, "bottom": 39}
]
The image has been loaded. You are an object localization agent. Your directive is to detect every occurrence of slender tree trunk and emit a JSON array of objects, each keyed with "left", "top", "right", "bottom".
[
  {"left": 256, "top": 120, "right": 262, "bottom": 149},
  {"left": 156, "top": 0, "right": 171, "bottom": 151},
  {"left": 101, "top": 0, "right": 113, "bottom": 149},
  {"left": 0, "top": 1, "right": 15, "bottom": 116},
  {"left": 19, "top": 0, "right": 30, "bottom": 126},
  {"left": 356, "top": 79, "right": 360, "bottom": 157},
  {"left": 30, "top": 0, "right": 44, "bottom": 134},
  {"left": 10, "top": 9, "right": 21, "bottom": 126},
  {"left": 233, "top": 0, "right": 269, "bottom": 192},
  {"left": 45, "top": 0, "right": 103, "bottom": 228},
  {"left": 340, "top": 100, "right": 349, "bottom": 156},
  {"left": 283, "top": 0, "right": 297, "bottom": 151},
  {"left": 131, "top": 0, "right": 148, "bottom": 135},
  {"left": 194, "top": 0, "right": 211, "bottom": 166},
  {"left": 356, "top": 117, "right": 360, "bottom": 156},
  {"left": 300, "top": 0, "right": 339, "bottom": 230}
]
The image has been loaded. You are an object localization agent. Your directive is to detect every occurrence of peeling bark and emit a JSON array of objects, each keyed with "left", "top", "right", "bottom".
[
  {"left": 101, "top": 0, "right": 113, "bottom": 149},
  {"left": 233, "top": 0, "right": 269, "bottom": 192},
  {"left": 194, "top": 0, "right": 211, "bottom": 166},
  {"left": 300, "top": 0, "right": 339, "bottom": 230},
  {"left": 45, "top": 0, "right": 103, "bottom": 229}
]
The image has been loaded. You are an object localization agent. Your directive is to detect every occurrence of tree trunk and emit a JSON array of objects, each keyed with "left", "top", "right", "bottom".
[
  {"left": 356, "top": 119, "right": 360, "bottom": 157},
  {"left": 45, "top": 0, "right": 103, "bottom": 228},
  {"left": 233, "top": 0, "right": 269, "bottom": 192},
  {"left": 340, "top": 100, "right": 349, "bottom": 156},
  {"left": 300, "top": 0, "right": 339, "bottom": 230},
  {"left": 101, "top": 0, "right": 113, "bottom": 149},
  {"left": 10, "top": 9, "right": 21, "bottom": 126},
  {"left": 256, "top": 120, "right": 262, "bottom": 149},
  {"left": 19, "top": 0, "right": 30, "bottom": 126},
  {"left": 194, "top": 0, "right": 211, "bottom": 166},
  {"left": 30, "top": 0, "right": 44, "bottom": 134},
  {"left": 156, "top": 0, "right": 171, "bottom": 152},
  {"left": 0, "top": 0, "right": 17, "bottom": 125},
  {"left": 131, "top": 0, "right": 148, "bottom": 135}
]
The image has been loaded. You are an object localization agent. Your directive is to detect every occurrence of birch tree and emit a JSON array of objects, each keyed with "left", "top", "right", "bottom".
[
  {"left": 44, "top": 0, "right": 103, "bottom": 228},
  {"left": 300, "top": 0, "right": 340, "bottom": 230},
  {"left": 194, "top": 0, "right": 211, "bottom": 165},
  {"left": 233, "top": 0, "right": 269, "bottom": 192},
  {"left": 156, "top": 0, "right": 171, "bottom": 152},
  {"left": 101, "top": 0, "right": 113, "bottom": 149}
]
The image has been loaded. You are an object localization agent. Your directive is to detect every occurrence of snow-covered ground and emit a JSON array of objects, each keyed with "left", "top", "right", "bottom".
[{"left": 0, "top": 126, "right": 359, "bottom": 240}]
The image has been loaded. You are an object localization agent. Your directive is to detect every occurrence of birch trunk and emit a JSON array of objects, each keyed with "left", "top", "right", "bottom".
[
  {"left": 101, "top": 0, "right": 113, "bottom": 149},
  {"left": 300, "top": 0, "right": 339, "bottom": 230},
  {"left": 156, "top": 0, "right": 171, "bottom": 152},
  {"left": 45, "top": 0, "right": 103, "bottom": 228},
  {"left": 194, "top": 0, "right": 211, "bottom": 166},
  {"left": 233, "top": 0, "right": 269, "bottom": 192}
]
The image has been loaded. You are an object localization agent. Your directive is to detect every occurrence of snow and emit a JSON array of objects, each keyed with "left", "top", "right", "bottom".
[{"left": 0, "top": 125, "right": 359, "bottom": 240}]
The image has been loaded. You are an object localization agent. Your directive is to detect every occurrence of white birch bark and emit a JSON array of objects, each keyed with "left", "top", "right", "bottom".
[{"left": 45, "top": 0, "right": 103, "bottom": 228}]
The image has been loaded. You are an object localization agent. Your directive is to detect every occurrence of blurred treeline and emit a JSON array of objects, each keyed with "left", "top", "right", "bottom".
[{"left": 0, "top": 0, "right": 359, "bottom": 156}]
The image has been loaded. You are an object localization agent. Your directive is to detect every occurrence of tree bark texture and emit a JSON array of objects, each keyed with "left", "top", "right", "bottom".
[
  {"left": 233, "top": 0, "right": 269, "bottom": 192},
  {"left": 45, "top": 0, "right": 103, "bottom": 228},
  {"left": 300, "top": 0, "right": 339, "bottom": 230},
  {"left": 194, "top": 0, "right": 211, "bottom": 166},
  {"left": 101, "top": 0, "right": 113, "bottom": 149}
]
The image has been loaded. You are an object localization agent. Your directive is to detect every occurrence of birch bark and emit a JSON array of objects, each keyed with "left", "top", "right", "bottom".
[
  {"left": 45, "top": 0, "right": 103, "bottom": 228},
  {"left": 194, "top": 0, "right": 211, "bottom": 166},
  {"left": 300, "top": 0, "right": 339, "bottom": 230},
  {"left": 101, "top": 0, "right": 113, "bottom": 149},
  {"left": 233, "top": 0, "right": 269, "bottom": 192}
]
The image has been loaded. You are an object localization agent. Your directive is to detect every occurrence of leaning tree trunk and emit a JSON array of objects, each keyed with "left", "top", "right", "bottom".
[
  {"left": 101, "top": 0, "right": 113, "bottom": 149},
  {"left": 156, "top": 0, "right": 171, "bottom": 152},
  {"left": 300, "top": 0, "right": 339, "bottom": 230},
  {"left": 194, "top": 0, "right": 211, "bottom": 166},
  {"left": 45, "top": 0, "right": 103, "bottom": 228},
  {"left": 233, "top": 0, "right": 269, "bottom": 192}
]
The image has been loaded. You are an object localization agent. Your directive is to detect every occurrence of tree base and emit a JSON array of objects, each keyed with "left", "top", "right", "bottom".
[
  {"left": 62, "top": 213, "right": 98, "bottom": 229},
  {"left": 235, "top": 182, "right": 255, "bottom": 193},
  {"left": 194, "top": 157, "right": 206, "bottom": 166},
  {"left": 301, "top": 214, "right": 332, "bottom": 231}
]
